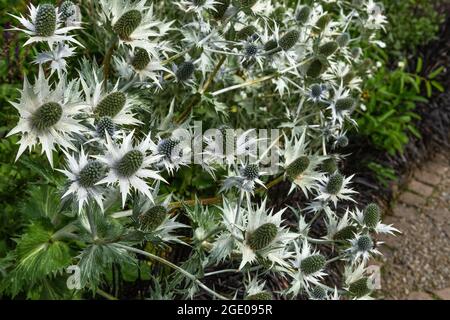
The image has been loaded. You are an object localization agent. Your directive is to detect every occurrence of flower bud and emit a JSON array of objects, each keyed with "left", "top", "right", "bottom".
[
  {"left": 248, "top": 223, "right": 278, "bottom": 250},
  {"left": 31, "top": 102, "right": 62, "bottom": 131},
  {"left": 117, "top": 150, "right": 144, "bottom": 177},
  {"left": 245, "top": 291, "right": 272, "bottom": 300},
  {"left": 113, "top": 10, "right": 142, "bottom": 40},
  {"left": 79, "top": 161, "right": 106, "bottom": 188},
  {"left": 286, "top": 156, "right": 310, "bottom": 180},
  {"left": 326, "top": 173, "right": 344, "bottom": 194},
  {"left": 300, "top": 254, "right": 326, "bottom": 275},
  {"left": 364, "top": 203, "right": 381, "bottom": 228},
  {"left": 357, "top": 235, "right": 373, "bottom": 252},
  {"left": 138, "top": 205, "right": 167, "bottom": 231},
  {"left": 318, "top": 41, "right": 338, "bottom": 57},
  {"left": 35, "top": 4, "right": 57, "bottom": 37},
  {"left": 176, "top": 61, "right": 195, "bottom": 81},
  {"left": 96, "top": 92, "right": 126, "bottom": 118},
  {"left": 279, "top": 30, "right": 300, "bottom": 51}
]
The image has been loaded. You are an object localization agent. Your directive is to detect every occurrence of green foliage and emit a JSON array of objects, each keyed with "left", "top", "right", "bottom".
[
  {"left": 357, "top": 60, "right": 443, "bottom": 155},
  {"left": 381, "top": 0, "right": 445, "bottom": 58}
]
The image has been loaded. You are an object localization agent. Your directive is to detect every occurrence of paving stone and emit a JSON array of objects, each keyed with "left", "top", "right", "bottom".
[
  {"left": 433, "top": 288, "right": 450, "bottom": 300},
  {"left": 425, "top": 161, "right": 449, "bottom": 176},
  {"left": 406, "top": 291, "right": 433, "bottom": 300},
  {"left": 426, "top": 208, "right": 450, "bottom": 225},
  {"left": 414, "top": 170, "right": 441, "bottom": 186},
  {"left": 398, "top": 192, "right": 426, "bottom": 207},
  {"left": 392, "top": 204, "right": 417, "bottom": 220},
  {"left": 407, "top": 180, "right": 434, "bottom": 197}
]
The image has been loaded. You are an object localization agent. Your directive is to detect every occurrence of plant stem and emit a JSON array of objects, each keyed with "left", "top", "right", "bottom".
[
  {"left": 326, "top": 254, "right": 346, "bottom": 265},
  {"left": 256, "top": 174, "right": 284, "bottom": 193},
  {"left": 96, "top": 288, "right": 118, "bottom": 300},
  {"left": 103, "top": 37, "right": 118, "bottom": 90},
  {"left": 169, "top": 196, "right": 223, "bottom": 209},
  {"left": 116, "top": 243, "right": 229, "bottom": 300}
]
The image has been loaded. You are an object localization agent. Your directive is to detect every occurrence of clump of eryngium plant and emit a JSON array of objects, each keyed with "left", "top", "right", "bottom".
[{"left": 4, "top": 0, "right": 398, "bottom": 300}]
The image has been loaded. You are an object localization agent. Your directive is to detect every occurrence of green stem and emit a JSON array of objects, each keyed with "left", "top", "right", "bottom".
[{"left": 116, "top": 243, "right": 229, "bottom": 300}]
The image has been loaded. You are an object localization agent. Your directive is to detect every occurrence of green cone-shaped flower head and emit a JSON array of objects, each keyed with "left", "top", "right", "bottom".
[
  {"left": 237, "top": 25, "right": 257, "bottom": 40},
  {"left": 31, "top": 102, "right": 63, "bottom": 131},
  {"left": 117, "top": 150, "right": 144, "bottom": 177},
  {"left": 363, "top": 203, "right": 381, "bottom": 228},
  {"left": 35, "top": 4, "right": 57, "bottom": 37},
  {"left": 315, "top": 14, "right": 330, "bottom": 30},
  {"left": 318, "top": 41, "right": 339, "bottom": 57},
  {"left": 357, "top": 235, "right": 373, "bottom": 251},
  {"left": 342, "top": 71, "right": 355, "bottom": 85},
  {"left": 176, "top": 61, "right": 195, "bottom": 81},
  {"left": 307, "top": 58, "right": 326, "bottom": 78},
  {"left": 245, "top": 291, "right": 272, "bottom": 300},
  {"left": 311, "top": 286, "right": 327, "bottom": 300},
  {"left": 248, "top": 223, "right": 278, "bottom": 250},
  {"left": 132, "top": 47, "right": 150, "bottom": 70},
  {"left": 79, "top": 161, "right": 106, "bottom": 188},
  {"left": 333, "top": 225, "right": 357, "bottom": 241},
  {"left": 113, "top": 10, "right": 142, "bottom": 40},
  {"left": 300, "top": 254, "right": 326, "bottom": 275},
  {"left": 138, "top": 205, "right": 167, "bottom": 231},
  {"left": 348, "top": 277, "right": 371, "bottom": 297},
  {"left": 326, "top": 173, "right": 344, "bottom": 194},
  {"left": 286, "top": 156, "right": 310, "bottom": 180},
  {"left": 322, "top": 158, "right": 338, "bottom": 174},
  {"left": 279, "top": 30, "right": 300, "bottom": 51},
  {"left": 296, "top": 6, "right": 311, "bottom": 24},
  {"left": 335, "top": 97, "right": 355, "bottom": 111},
  {"left": 264, "top": 39, "right": 278, "bottom": 52},
  {"left": 95, "top": 92, "right": 126, "bottom": 118}
]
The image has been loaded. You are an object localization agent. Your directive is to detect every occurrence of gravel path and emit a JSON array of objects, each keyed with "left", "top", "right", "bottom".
[{"left": 377, "top": 153, "right": 450, "bottom": 300}]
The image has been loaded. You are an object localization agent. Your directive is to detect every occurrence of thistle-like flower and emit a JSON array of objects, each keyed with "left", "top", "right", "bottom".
[
  {"left": 95, "top": 130, "right": 166, "bottom": 207},
  {"left": 176, "top": 0, "right": 220, "bottom": 16},
  {"left": 131, "top": 189, "right": 188, "bottom": 243},
  {"left": 346, "top": 233, "right": 381, "bottom": 264},
  {"left": 282, "top": 130, "right": 324, "bottom": 196},
  {"left": 350, "top": 205, "right": 400, "bottom": 235},
  {"left": 9, "top": 3, "right": 82, "bottom": 47},
  {"left": 316, "top": 172, "right": 357, "bottom": 207},
  {"left": 101, "top": 0, "right": 173, "bottom": 57},
  {"left": 286, "top": 240, "right": 327, "bottom": 296},
  {"left": 58, "top": 148, "right": 107, "bottom": 212},
  {"left": 239, "top": 198, "right": 296, "bottom": 269},
  {"left": 7, "top": 67, "right": 86, "bottom": 165},
  {"left": 344, "top": 263, "right": 377, "bottom": 299},
  {"left": 80, "top": 74, "right": 141, "bottom": 127}
]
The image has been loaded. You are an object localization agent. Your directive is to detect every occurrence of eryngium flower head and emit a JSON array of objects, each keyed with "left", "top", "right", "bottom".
[
  {"left": 335, "top": 97, "right": 355, "bottom": 111},
  {"left": 363, "top": 203, "right": 380, "bottom": 228},
  {"left": 96, "top": 116, "right": 116, "bottom": 138},
  {"left": 117, "top": 149, "right": 144, "bottom": 177},
  {"left": 321, "top": 158, "right": 337, "bottom": 174},
  {"left": 138, "top": 205, "right": 167, "bottom": 231},
  {"left": 333, "top": 225, "right": 357, "bottom": 241},
  {"left": 95, "top": 91, "right": 127, "bottom": 118},
  {"left": 357, "top": 235, "right": 373, "bottom": 252},
  {"left": 237, "top": 25, "right": 257, "bottom": 40},
  {"left": 351, "top": 47, "right": 362, "bottom": 59},
  {"left": 242, "top": 163, "right": 259, "bottom": 181},
  {"left": 131, "top": 47, "right": 150, "bottom": 70},
  {"left": 300, "top": 254, "right": 326, "bottom": 275},
  {"left": 279, "top": 30, "right": 300, "bottom": 51},
  {"left": 296, "top": 6, "right": 311, "bottom": 24},
  {"left": 310, "top": 84, "right": 323, "bottom": 99},
  {"left": 337, "top": 32, "right": 350, "bottom": 47},
  {"left": 35, "top": 3, "right": 57, "bottom": 37},
  {"left": 157, "top": 138, "right": 181, "bottom": 159},
  {"left": 247, "top": 223, "right": 278, "bottom": 250},
  {"left": 315, "top": 14, "right": 331, "bottom": 30},
  {"left": 113, "top": 9, "right": 142, "bottom": 40},
  {"left": 348, "top": 277, "right": 371, "bottom": 297},
  {"left": 307, "top": 58, "right": 327, "bottom": 78},
  {"left": 59, "top": 1, "right": 76, "bottom": 22},
  {"left": 326, "top": 173, "right": 344, "bottom": 194},
  {"left": 336, "top": 136, "right": 349, "bottom": 148},
  {"left": 264, "top": 39, "right": 278, "bottom": 52},
  {"left": 78, "top": 160, "right": 106, "bottom": 188},
  {"left": 318, "top": 41, "right": 338, "bottom": 57},
  {"left": 311, "top": 286, "right": 326, "bottom": 300},
  {"left": 176, "top": 61, "right": 195, "bottom": 82},
  {"left": 286, "top": 156, "right": 310, "bottom": 181},
  {"left": 31, "top": 102, "right": 63, "bottom": 131},
  {"left": 245, "top": 292, "right": 272, "bottom": 300},
  {"left": 244, "top": 43, "right": 258, "bottom": 57}
]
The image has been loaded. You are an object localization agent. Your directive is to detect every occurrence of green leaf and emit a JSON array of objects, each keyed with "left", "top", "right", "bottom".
[
  {"left": 428, "top": 66, "right": 444, "bottom": 79},
  {"left": 431, "top": 81, "right": 444, "bottom": 92},
  {"left": 415, "top": 57, "right": 423, "bottom": 73}
]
